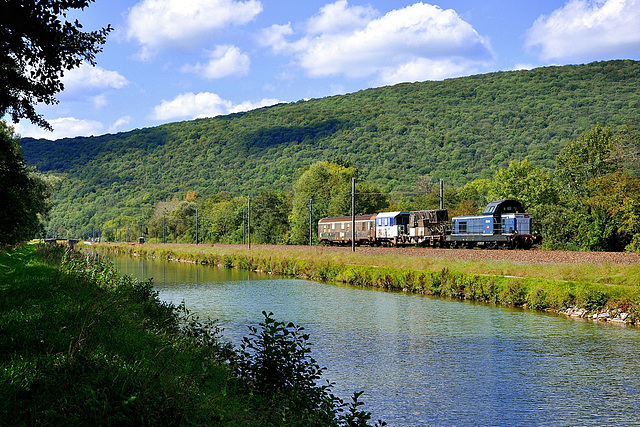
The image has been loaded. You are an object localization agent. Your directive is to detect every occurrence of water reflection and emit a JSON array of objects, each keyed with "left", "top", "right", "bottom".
[{"left": 108, "top": 254, "right": 640, "bottom": 426}]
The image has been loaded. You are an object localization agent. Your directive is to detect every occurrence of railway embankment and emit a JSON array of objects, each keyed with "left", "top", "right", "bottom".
[{"left": 89, "top": 243, "right": 640, "bottom": 325}]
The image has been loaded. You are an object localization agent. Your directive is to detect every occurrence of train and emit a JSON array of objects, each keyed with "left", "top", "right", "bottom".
[{"left": 317, "top": 199, "right": 542, "bottom": 249}]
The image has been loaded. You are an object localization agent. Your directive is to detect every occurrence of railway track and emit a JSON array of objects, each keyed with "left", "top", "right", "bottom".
[{"left": 233, "top": 245, "right": 640, "bottom": 266}]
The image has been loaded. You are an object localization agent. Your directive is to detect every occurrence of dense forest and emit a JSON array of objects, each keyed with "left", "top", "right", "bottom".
[{"left": 20, "top": 60, "right": 640, "bottom": 250}]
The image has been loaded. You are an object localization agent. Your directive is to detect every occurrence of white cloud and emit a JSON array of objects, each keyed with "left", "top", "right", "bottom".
[
  {"left": 513, "top": 63, "right": 535, "bottom": 71},
  {"left": 152, "top": 93, "right": 232, "bottom": 120},
  {"left": 57, "top": 64, "right": 129, "bottom": 109},
  {"left": 15, "top": 117, "right": 104, "bottom": 140},
  {"left": 261, "top": 1, "right": 494, "bottom": 84},
  {"left": 525, "top": 0, "right": 640, "bottom": 62},
  {"left": 229, "top": 98, "right": 282, "bottom": 114},
  {"left": 181, "top": 45, "right": 250, "bottom": 79},
  {"left": 127, "top": 0, "right": 262, "bottom": 58},
  {"left": 109, "top": 116, "right": 132, "bottom": 133},
  {"left": 307, "top": 0, "right": 378, "bottom": 35},
  {"left": 91, "top": 95, "right": 108, "bottom": 109},
  {"left": 62, "top": 63, "right": 129, "bottom": 95},
  {"left": 378, "top": 58, "right": 474, "bottom": 84},
  {"left": 260, "top": 24, "right": 295, "bottom": 53},
  {"left": 151, "top": 92, "right": 281, "bottom": 121}
]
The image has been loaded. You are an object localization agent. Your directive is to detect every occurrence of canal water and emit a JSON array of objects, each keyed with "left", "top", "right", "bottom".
[{"left": 108, "top": 254, "right": 640, "bottom": 426}]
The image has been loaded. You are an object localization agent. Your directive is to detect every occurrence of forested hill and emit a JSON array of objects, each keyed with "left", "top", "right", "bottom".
[{"left": 21, "top": 60, "right": 640, "bottom": 236}]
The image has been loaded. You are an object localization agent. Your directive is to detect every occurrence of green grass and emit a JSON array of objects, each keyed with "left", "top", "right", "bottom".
[
  {"left": 0, "top": 244, "right": 240, "bottom": 425},
  {"left": 0, "top": 243, "right": 384, "bottom": 426}
]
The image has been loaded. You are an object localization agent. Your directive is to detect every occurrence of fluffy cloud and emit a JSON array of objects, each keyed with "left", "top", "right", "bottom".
[
  {"left": 181, "top": 45, "right": 250, "bottom": 79},
  {"left": 127, "top": 0, "right": 262, "bottom": 58},
  {"left": 60, "top": 64, "right": 128, "bottom": 100},
  {"left": 261, "top": 1, "right": 494, "bottom": 83},
  {"left": 15, "top": 117, "right": 104, "bottom": 140},
  {"left": 378, "top": 58, "right": 474, "bottom": 84},
  {"left": 306, "top": 0, "right": 378, "bottom": 35},
  {"left": 526, "top": 0, "right": 640, "bottom": 62},
  {"left": 151, "top": 92, "right": 281, "bottom": 121}
]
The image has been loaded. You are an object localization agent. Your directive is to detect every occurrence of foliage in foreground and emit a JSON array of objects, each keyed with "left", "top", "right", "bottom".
[
  {"left": 0, "top": 122, "right": 55, "bottom": 245},
  {"left": 0, "top": 244, "right": 383, "bottom": 426}
]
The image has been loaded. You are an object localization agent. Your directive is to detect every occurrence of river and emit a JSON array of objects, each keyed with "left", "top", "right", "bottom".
[{"left": 108, "top": 254, "right": 640, "bottom": 426}]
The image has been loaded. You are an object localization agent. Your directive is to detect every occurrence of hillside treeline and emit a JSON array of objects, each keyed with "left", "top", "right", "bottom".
[
  {"left": 19, "top": 60, "right": 640, "bottom": 249},
  {"left": 103, "top": 124, "right": 640, "bottom": 251}
]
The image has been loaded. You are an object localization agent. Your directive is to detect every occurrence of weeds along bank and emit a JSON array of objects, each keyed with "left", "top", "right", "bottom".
[
  {"left": 0, "top": 243, "right": 385, "bottom": 426},
  {"left": 92, "top": 243, "right": 640, "bottom": 325}
]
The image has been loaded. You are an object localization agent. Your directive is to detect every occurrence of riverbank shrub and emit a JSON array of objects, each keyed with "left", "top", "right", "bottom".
[
  {"left": 233, "top": 311, "right": 386, "bottom": 426},
  {"left": 583, "top": 289, "right": 608, "bottom": 312}
]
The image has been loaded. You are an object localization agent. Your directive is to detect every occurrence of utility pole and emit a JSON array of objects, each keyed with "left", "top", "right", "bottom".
[
  {"left": 247, "top": 197, "right": 251, "bottom": 249},
  {"left": 440, "top": 178, "right": 444, "bottom": 210},
  {"left": 195, "top": 208, "right": 198, "bottom": 245},
  {"left": 309, "top": 198, "right": 313, "bottom": 246},
  {"left": 352, "top": 177, "right": 356, "bottom": 252},
  {"left": 163, "top": 215, "right": 166, "bottom": 244}
]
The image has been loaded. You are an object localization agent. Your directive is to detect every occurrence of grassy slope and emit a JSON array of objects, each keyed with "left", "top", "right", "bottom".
[
  {"left": 0, "top": 244, "right": 254, "bottom": 425},
  {"left": 0, "top": 244, "right": 385, "bottom": 426},
  {"left": 97, "top": 243, "right": 640, "bottom": 287}
]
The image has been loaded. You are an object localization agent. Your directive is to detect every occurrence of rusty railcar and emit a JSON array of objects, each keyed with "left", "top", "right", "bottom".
[{"left": 318, "top": 214, "right": 377, "bottom": 245}]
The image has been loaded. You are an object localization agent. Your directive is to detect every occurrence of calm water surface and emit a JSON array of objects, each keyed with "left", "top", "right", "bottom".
[{"left": 108, "top": 254, "right": 640, "bottom": 426}]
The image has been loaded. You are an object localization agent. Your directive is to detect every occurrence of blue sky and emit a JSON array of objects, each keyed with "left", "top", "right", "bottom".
[{"left": 11, "top": 0, "right": 640, "bottom": 139}]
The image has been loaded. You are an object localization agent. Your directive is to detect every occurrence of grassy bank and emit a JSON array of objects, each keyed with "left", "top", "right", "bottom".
[
  {"left": 0, "top": 244, "right": 384, "bottom": 426},
  {"left": 93, "top": 243, "right": 640, "bottom": 324}
]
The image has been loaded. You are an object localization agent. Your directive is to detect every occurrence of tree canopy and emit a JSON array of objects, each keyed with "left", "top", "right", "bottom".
[
  {"left": 1, "top": 0, "right": 111, "bottom": 129},
  {"left": 0, "top": 122, "right": 54, "bottom": 244},
  {"left": 18, "top": 60, "right": 640, "bottom": 250}
]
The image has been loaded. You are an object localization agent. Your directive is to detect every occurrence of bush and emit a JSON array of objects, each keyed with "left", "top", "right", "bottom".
[
  {"left": 234, "top": 311, "right": 385, "bottom": 426},
  {"left": 584, "top": 289, "right": 608, "bottom": 312}
]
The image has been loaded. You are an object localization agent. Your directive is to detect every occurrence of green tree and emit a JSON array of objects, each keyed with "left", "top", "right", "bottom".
[
  {"left": 487, "top": 159, "right": 558, "bottom": 209},
  {"left": 202, "top": 196, "right": 246, "bottom": 243},
  {"left": 250, "top": 190, "right": 292, "bottom": 244},
  {"left": 290, "top": 161, "right": 344, "bottom": 245},
  {"left": 551, "top": 125, "right": 627, "bottom": 251},
  {"left": 555, "top": 125, "right": 619, "bottom": 194},
  {"left": 1, "top": 0, "right": 111, "bottom": 129},
  {"left": 289, "top": 161, "right": 389, "bottom": 245},
  {"left": 0, "top": 122, "right": 55, "bottom": 244},
  {"left": 587, "top": 172, "right": 640, "bottom": 251}
]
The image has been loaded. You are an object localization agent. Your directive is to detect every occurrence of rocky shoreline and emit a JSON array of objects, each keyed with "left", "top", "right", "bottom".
[{"left": 561, "top": 307, "right": 631, "bottom": 324}]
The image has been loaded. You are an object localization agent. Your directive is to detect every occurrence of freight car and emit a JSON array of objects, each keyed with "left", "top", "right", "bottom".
[{"left": 317, "top": 200, "right": 541, "bottom": 249}]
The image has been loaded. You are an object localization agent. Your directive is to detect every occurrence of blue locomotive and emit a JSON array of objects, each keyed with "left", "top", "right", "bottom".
[
  {"left": 447, "top": 200, "right": 541, "bottom": 249},
  {"left": 317, "top": 200, "right": 542, "bottom": 249}
]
